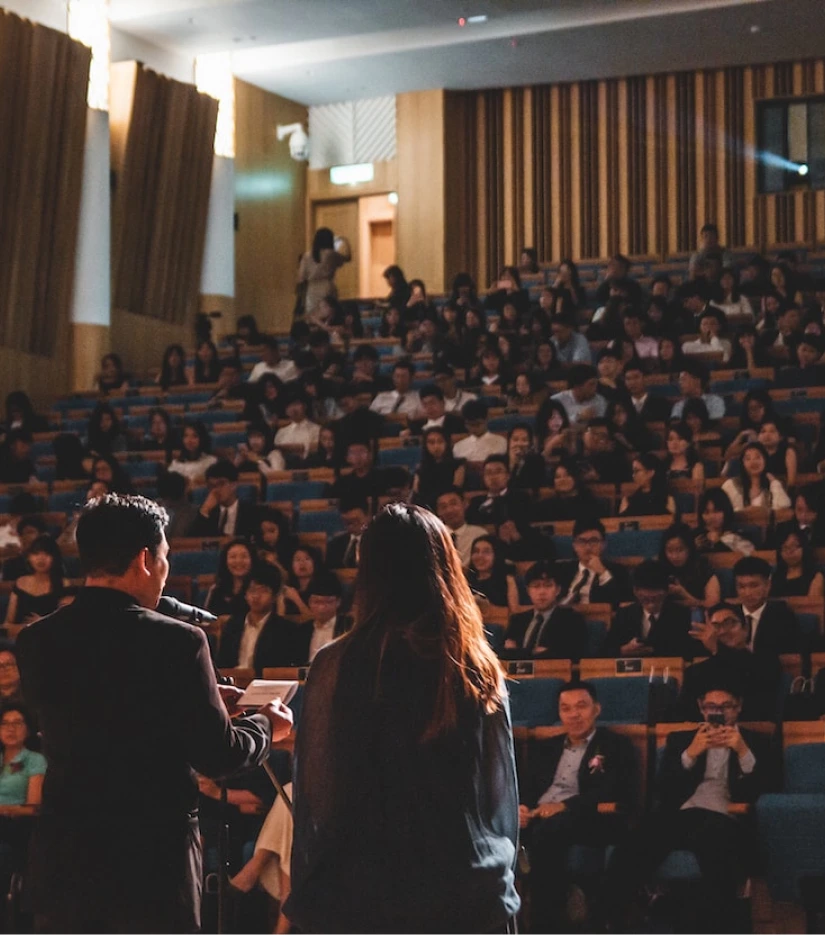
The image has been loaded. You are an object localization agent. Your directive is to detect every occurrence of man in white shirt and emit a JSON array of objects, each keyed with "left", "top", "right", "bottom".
[
  {"left": 326, "top": 498, "right": 370, "bottom": 569},
  {"left": 369, "top": 360, "right": 423, "bottom": 419},
  {"left": 682, "top": 308, "right": 732, "bottom": 363},
  {"left": 247, "top": 337, "right": 299, "bottom": 384},
  {"left": 435, "top": 488, "right": 487, "bottom": 567},
  {"left": 433, "top": 364, "right": 477, "bottom": 414},
  {"left": 452, "top": 399, "right": 506, "bottom": 464},
  {"left": 409, "top": 385, "right": 465, "bottom": 437},
  {"left": 274, "top": 393, "right": 321, "bottom": 460},
  {"left": 294, "top": 575, "right": 351, "bottom": 665}
]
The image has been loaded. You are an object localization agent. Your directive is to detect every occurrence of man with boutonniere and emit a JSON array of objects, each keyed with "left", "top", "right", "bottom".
[{"left": 517, "top": 680, "right": 635, "bottom": 932}]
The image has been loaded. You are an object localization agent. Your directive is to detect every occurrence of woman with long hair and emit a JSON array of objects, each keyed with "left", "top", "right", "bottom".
[
  {"left": 383, "top": 265, "right": 410, "bottom": 309},
  {"left": 86, "top": 404, "right": 128, "bottom": 457},
  {"left": 4, "top": 536, "right": 68, "bottom": 639},
  {"left": 143, "top": 407, "right": 177, "bottom": 464},
  {"left": 552, "top": 258, "right": 586, "bottom": 311},
  {"left": 205, "top": 539, "right": 257, "bottom": 619},
  {"left": 412, "top": 427, "right": 465, "bottom": 509},
  {"left": 286, "top": 503, "right": 520, "bottom": 934},
  {"left": 535, "top": 398, "right": 572, "bottom": 463},
  {"left": 771, "top": 528, "right": 825, "bottom": 600},
  {"left": 619, "top": 453, "right": 676, "bottom": 516},
  {"left": 538, "top": 458, "right": 602, "bottom": 521},
  {"left": 283, "top": 546, "right": 324, "bottom": 617},
  {"left": 96, "top": 353, "right": 129, "bottom": 394},
  {"left": 157, "top": 345, "right": 188, "bottom": 391},
  {"left": 168, "top": 422, "right": 217, "bottom": 483},
  {"left": 193, "top": 340, "right": 221, "bottom": 385},
  {"left": 665, "top": 421, "right": 704, "bottom": 484},
  {"left": 694, "top": 489, "right": 755, "bottom": 556},
  {"left": 659, "top": 524, "right": 721, "bottom": 607},
  {"left": 606, "top": 398, "right": 652, "bottom": 454},
  {"left": 506, "top": 424, "right": 546, "bottom": 492},
  {"left": 297, "top": 227, "right": 351, "bottom": 318},
  {"left": 465, "top": 534, "right": 520, "bottom": 614},
  {"left": 721, "top": 441, "right": 791, "bottom": 512}
]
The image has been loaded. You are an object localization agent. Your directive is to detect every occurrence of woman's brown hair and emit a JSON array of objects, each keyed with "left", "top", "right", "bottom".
[{"left": 352, "top": 502, "right": 504, "bottom": 740}]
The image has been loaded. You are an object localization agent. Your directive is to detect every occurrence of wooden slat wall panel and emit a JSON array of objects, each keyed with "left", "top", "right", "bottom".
[
  {"left": 442, "top": 56, "right": 825, "bottom": 281},
  {"left": 0, "top": 11, "right": 89, "bottom": 359},
  {"left": 111, "top": 63, "right": 217, "bottom": 326}
]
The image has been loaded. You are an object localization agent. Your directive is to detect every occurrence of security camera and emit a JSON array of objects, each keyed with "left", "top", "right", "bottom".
[{"left": 276, "top": 122, "right": 310, "bottom": 162}]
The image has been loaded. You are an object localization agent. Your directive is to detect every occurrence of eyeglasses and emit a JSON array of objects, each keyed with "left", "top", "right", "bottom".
[
  {"left": 0, "top": 663, "right": 18, "bottom": 671},
  {"left": 574, "top": 537, "right": 603, "bottom": 546},
  {"left": 701, "top": 703, "right": 738, "bottom": 712},
  {"left": 0, "top": 719, "right": 25, "bottom": 728},
  {"left": 711, "top": 618, "right": 742, "bottom": 629}
]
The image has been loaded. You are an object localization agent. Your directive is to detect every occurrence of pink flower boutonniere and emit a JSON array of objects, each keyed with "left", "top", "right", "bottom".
[{"left": 588, "top": 754, "right": 605, "bottom": 775}]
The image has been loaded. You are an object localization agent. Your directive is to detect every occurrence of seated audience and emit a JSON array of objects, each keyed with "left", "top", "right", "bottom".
[
  {"left": 756, "top": 418, "right": 797, "bottom": 487},
  {"left": 0, "top": 430, "right": 37, "bottom": 484},
  {"left": 551, "top": 310, "right": 591, "bottom": 364},
  {"left": 575, "top": 418, "right": 632, "bottom": 485},
  {"left": 368, "top": 360, "right": 423, "bottom": 419},
  {"left": 326, "top": 498, "right": 369, "bottom": 570},
  {"left": 770, "top": 528, "right": 824, "bottom": 600},
  {"left": 733, "top": 556, "right": 800, "bottom": 656},
  {"left": 0, "top": 643, "right": 23, "bottom": 705},
  {"left": 90, "top": 454, "right": 134, "bottom": 495},
  {"left": 328, "top": 440, "right": 386, "bottom": 502},
  {"left": 623, "top": 362, "right": 672, "bottom": 423},
  {"left": 619, "top": 453, "right": 676, "bottom": 516},
  {"left": 694, "top": 489, "right": 756, "bottom": 556},
  {"left": 453, "top": 399, "right": 507, "bottom": 463},
  {"left": 157, "top": 344, "right": 188, "bottom": 390},
  {"left": 248, "top": 336, "right": 299, "bottom": 385},
  {"left": 773, "top": 485, "right": 825, "bottom": 548},
  {"left": 605, "top": 398, "right": 652, "bottom": 454},
  {"left": 205, "top": 539, "right": 256, "bottom": 619},
  {"left": 282, "top": 546, "right": 324, "bottom": 617},
  {"left": 433, "top": 364, "right": 478, "bottom": 414},
  {"left": 290, "top": 575, "right": 351, "bottom": 665},
  {"left": 408, "top": 384, "right": 465, "bottom": 437},
  {"left": 168, "top": 422, "right": 217, "bottom": 483},
  {"left": 659, "top": 524, "right": 721, "bottom": 607},
  {"left": 192, "top": 340, "right": 221, "bottom": 385},
  {"left": 669, "top": 360, "right": 726, "bottom": 421},
  {"left": 274, "top": 392, "right": 321, "bottom": 463},
  {"left": 209, "top": 358, "right": 249, "bottom": 404},
  {"left": 96, "top": 353, "right": 129, "bottom": 394},
  {"left": 234, "top": 422, "right": 286, "bottom": 474},
  {"left": 537, "top": 459, "right": 602, "bottom": 521},
  {"left": 142, "top": 407, "right": 177, "bottom": 463},
  {"left": 3, "top": 536, "right": 67, "bottom": 639},
  {"left": 243, "top": 373, "right": 284, "bottom": 429},
  {"left": 253, "top": 506, "right": 298, "bottom": 579},
  {"left": 155, "top": 470, "right": 200, "bottom": 541},
  {"left": 665, "top": 421, "right": 704, "bottom": 484},
  {"left": 682, "top": 307, "right": 732, "bottom": 362},
  {"left": 721, "top": 442, "right": 791, "bottom": 513},
  {"left": 505, "top": 424, "right": 546, "bottom": 492},
  {"left": 551, "top": 364, "right": 607, "bottom": 425},
  {"left": 412, "top": 427, "right": 465, "bottom": 509},
  {"left": 519, "top": 681, "right": 634, "bottom": 932},
  {"left": 434, "top": 489, "right": 487, "bottom": 569},
  {"left": 465, "top": 535, "right": 519, "bottom": 614},
  {"left": 504, "top": 561, "right": 587, "bottom": 660},
  {"left": 555, "top": 518, "right": 632, "bottom": 607},
  {"left": 189, "top": 461, "right": 257, "bottom": 539},
  {"left": 3, "top": 392, "right": 48, "bottom": 438},
  {"left": 1, "top": 516, "right": 48, "bottom": 582},
  {"left": 602, "top": 560, "right": 693, "bottom": 658},
  {"left": 216, "top": 565, "right": 294, "bottom": 674},
  {"left": 535, "top": 399, "right": 572, "bottom": 463}
]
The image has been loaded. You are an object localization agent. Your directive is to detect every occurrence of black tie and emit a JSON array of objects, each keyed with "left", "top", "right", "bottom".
[
  {"left": 343, "top": 536, "right": 358, "bottom": 567},
  {"left": 218, "top": 508, "right": 227, "bottom": 534},
  {"left": 745, "top": 614, "right": 753, "bottom": 642},
  {"left": 569, "top": 569, "right": 591, "bottom": 604},
  {"left": 524, "top": 612, "right": 545, "bottom": 652},
  {"left": 392, "top": 393, "right": 405, "bottom": 413},
  {"left": 647, "top": 614, "right": 657, "bottom": 638}
]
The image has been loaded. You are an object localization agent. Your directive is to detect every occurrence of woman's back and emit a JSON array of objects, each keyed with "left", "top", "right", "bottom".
[{"left": 287, "top": 629, "right": 519, "bottom": 933}]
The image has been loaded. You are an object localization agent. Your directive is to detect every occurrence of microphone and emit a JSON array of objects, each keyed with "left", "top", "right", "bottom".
[{"left": 157, "top": 596, "right": 218, "bottom": 626}]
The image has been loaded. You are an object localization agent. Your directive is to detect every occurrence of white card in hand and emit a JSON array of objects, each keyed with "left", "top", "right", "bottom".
[{"left": 238, "top": 679, "right": 298, "bottom": 707}]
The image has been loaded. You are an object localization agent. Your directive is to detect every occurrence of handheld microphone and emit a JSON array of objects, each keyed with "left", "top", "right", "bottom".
[{"left": 157, "top": 596, "right": 218, "bottom": 625}]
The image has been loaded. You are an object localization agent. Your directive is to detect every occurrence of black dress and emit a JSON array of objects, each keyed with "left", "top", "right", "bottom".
[
  {"left": 466, "top": 570, "right": 514, "bottom": 608},
  {"left": 286, "top": 629, "right": 520, "bottom": 933},
  {"left": 413, "top": 458, "right": 465, "bottom": 510},
  {"left": 770, "top": 570, "right": 817, "bottom": 598},
  {"left": 620, "top": 489, "right": 670, "bottom": 516},
  {"left": 205, "top": 584, "right": 248, "bottom": 619},
  {"left": 9, "top": 586, "right": 61, "bottom": 624}
]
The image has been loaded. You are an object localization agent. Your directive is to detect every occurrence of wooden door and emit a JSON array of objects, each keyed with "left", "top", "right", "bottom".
[{"left": 313, "top": 200, "right": 359, "bottom": 300}]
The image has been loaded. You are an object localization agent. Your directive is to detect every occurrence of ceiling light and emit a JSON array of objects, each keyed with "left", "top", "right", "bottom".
[
  {"left": 467, "top": 15, "right": 488, "bottom": 24},
  {"left": 749, "top": 23, "right": 761, "bottom": 33},
  {"left": 388, "top": 192, "right": 399, "bottom": 205},
  {"left": 798, "top": 164, "right": 809, "bottom": 177},
  {"left": 330, "top": 163, "right": 374, "bottom": 186}
]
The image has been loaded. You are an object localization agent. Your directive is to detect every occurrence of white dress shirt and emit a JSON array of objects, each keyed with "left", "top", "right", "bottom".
[
  {"left": 308, "top": 617, "right": 338, "bottom": 662},
  {"left": 453, "top": 431, "right": 507, "bottom": 462},
  {"left": 443, "top": 389, "right": 477, "bottom": 414},
  {"left": 562, "top": 563, "right": 613, "bottom": 605},
  {"left": 274, "top": 419, "right": 321, "bottom": 457},
  {"left": 238, "top": 612, "right": 271, "bottom": 669},
  {"left": 248, "top": 360, "right": 299, "bottom": 383},
  {"left": 369, "top": 390, "right": 423, "bottom": 418},
  {"left": 168, "top": 454, "right": 218, "bottom": 483},
  {"left": 539, "top": 729, "right": 597, "bottom": 804},
  {"left": 452, "top": 523, "right": 489, "bottom": 566}
]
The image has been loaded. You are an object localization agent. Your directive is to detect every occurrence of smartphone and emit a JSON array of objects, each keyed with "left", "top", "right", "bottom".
[{"left": 707, "top": 712, "right": 725, "bottom": 726}]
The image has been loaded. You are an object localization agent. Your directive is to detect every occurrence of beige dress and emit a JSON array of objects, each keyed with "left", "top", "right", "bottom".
[
  {"left": 298, "top": 240, "right": 351, "bottom": 317},
  {"left": 255, "top": 783, "right": 294, "bottom": 899}
]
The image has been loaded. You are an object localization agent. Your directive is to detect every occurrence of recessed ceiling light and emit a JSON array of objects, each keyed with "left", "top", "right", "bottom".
[
  {"left": 467, "top": 15, "right": 488, "bottom": 24},
  {"left": 749, "top": 23, "right": 761, "bottom": 33}
]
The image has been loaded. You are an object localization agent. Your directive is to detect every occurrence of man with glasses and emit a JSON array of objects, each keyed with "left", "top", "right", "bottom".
[
  {"left": 679, "top": 604, "right": 781, "bottom": 721},
  {"left": 556, "top": 518, "right": 632, "bottom": 608},
  {"left": 292, "top": 574, "right": 351, "bottom": 665},
  {"left": 612, "top": 678, "right": 773, "bottom": 932}
]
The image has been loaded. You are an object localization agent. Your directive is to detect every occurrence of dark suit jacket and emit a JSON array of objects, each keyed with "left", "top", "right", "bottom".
[
  {"left": 290, "top": 615, "right": 352, "bottom": 666},
  {"left": 466, "top": 489, "right": 552, "bottom": 561},
  {"left": 602, "top": 598, "right": 694, "bottom": 658},
  {"left": 744, "top": 600, "right": 801, "bottom": 657},
  {"left": 520, "top": 726, "right": 636, "bottom": 821},
  {"left": 188, "top": 499, "right": 258, "bottom": 539},
  {"left": 555, "top": 559, "right": 633, "bottom": 607},
  {"left": 505, "top": 606, "right": 588, "bottom": 661},
  {"left": 676, "top": 648, "right": 781, "bottom": 722},
  {"left": 216, "top": 610, "right": 297, "bottom": 674},
  {"left": 656, "top": 727, "right": 774, "bottom": 813},
  {"left": 16, "top": 587, "right": 271, "bottom": 929},
  {"left": 633, "top": 394, "right": 673, "bottom": 424},
  {"left": 326, "top": 532, "right": 359, "bottom": 569}
]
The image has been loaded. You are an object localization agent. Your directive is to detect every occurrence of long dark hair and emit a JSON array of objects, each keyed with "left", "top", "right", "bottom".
[
  {"left": 774, "top": 527, "right": 816, "bottom": 583},
  {"left": 738, "top": 441, "right": 771, "bottom": 505},
  {"left": 351, "top": 503, "right": 503, "bottom": 740},
  {"left": 160, "top": 344, "right": 187, "bottom": 390},
  {"left": 194, "top": 341, "right": 221, "bottom": 384},
  {"left": 215, "top": 538, "right": 256, "bottom": 593},
  {"left": 87, "top": 403, "right": 122, "bottom": 455},
  {"left": 312, "top": 227, "right": 334, "bottom": 263},
  {"left": 26, "top": 534, "right": 65, "bottom": 592},
  {"left": 697, "top": 488, "right": 735, "bottom": 535}
]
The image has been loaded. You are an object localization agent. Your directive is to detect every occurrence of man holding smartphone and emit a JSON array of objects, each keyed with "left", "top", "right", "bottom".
[{"left": 611, "top": 680, "right": 773, "bottom": 932}]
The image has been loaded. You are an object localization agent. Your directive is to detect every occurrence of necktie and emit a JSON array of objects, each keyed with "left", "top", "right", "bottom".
[
  {"left": 218, "top": 508, "right": 227, "bottom": 534},
  {"left": 343, "top": 536, "right": 357, "bottom": 567},
  {"left": 646, "top": 614, "right": 657, "bottom": 640},
  {"left": 392, "top": 393, "right": 406, "bottom": 413},
  {"left": 745, "top": 614, "right": 753, "bottom": 643},
  {"left": 568, "top": 569, "right": 591, "bottom": 605},
  {"left": 523, "top": 612, "right": 545, "bottom": 652}
]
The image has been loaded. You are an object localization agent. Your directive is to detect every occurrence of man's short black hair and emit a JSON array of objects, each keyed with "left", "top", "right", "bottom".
[
  {"left": 353, "top": 344, "right": 379, "bottom": 362},
  {"left": 556, "top": 679, "right": 599, "bottom": 711},
  {"left": 525, "top": 560, "right": 560, "bottom": 587},
  {"left": 205, "top": 460, "right": 239, "bottom": 483},
  {"left": 568, "top": 364, "right": 598, "bottom": 388},
  {"left": 433, "top": 362, "right": 455, "bottom": 377},
  {"left": 76, "top": 494, "right": 168, "bottom": 577},
  {"left": 483, "top": 454, "right": 509, "bottom": 470},
  {"left": 16, "top": 515, "right": 47, "bottom": 536},
  {"left": 461, "top": 399, "right": 488, "bottom": 422},
  {"left": 339, "top": 497, "right": 369, "bottom": 516},
  {"left": 247, "top": 563, "right": 282, "bottom": 594},
  {"left": 435, "top": 486, "right": 464, "bottom": 504},
  {"left": 262, "top": 335, "right": 279, "bottom": 350},
  {"left": 553, "top": 310, "right": 576, "bottom": 329},
  {"left": 706, "top": 603, "right": 743, "bottom": 623},
  {"left": 572, "top": 517, "right": 606, "bottom": 539},
  {"left": 392, "top": 360, "right": 415, "bottom": 377},
  {"left": 419, "top": 384, "right": 444, "bottom": 402},
  {"left": 698, "top": 679, "right": 744, "bottom": 702},
  {"left": 308, "top": 573, "right": 343, "bottom": 599},
  {"left": 733, "top": 556, "right": 772, "bottom": 580},
  {"left": 632, "top": 560, "right": 669, "bottom": 592},
  {"left": 681, "top": 359, "right": 709, "bottom": 387},
  {"left": 157, "top": 470, "right": 187, "bottom": 501}
]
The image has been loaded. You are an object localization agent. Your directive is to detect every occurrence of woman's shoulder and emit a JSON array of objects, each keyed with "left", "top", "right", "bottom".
[{"left": 20, "top": 748, "right": 46, "bottom": 774}]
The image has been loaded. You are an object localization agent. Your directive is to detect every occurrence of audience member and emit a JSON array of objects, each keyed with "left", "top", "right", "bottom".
[
  {"left": 282, "top": 546, "right": 323, "bottom": 617},
  {"left": 369, "top": 360, "right": 423, "bottom": 418},
  {"left": 659, "top": 524, "right": 721, "bottom": 607},
  {"left": 465, "top": 535, "right": 519, "bottom": 613},
  {"left": 732, "top": 556, "right": 800, "bottom": 656},
  {"left": 248, "top": 336, "right": 299, "bottom": 385},
  {"left": 168, "top": 422, "right": 217, "bottom": 483},
  {"left": 158, "top": 344, "right": 189, "bottom": 390},
  {"left": 721, "top": 441, "right": 791, "bottom": 512},
  {"left": 189, "top": 461, "right": 257, "bottom": 539},
  {"left": 453, "top": 399, "right": 507, "bottom": 462},
  {"left": 551, "top": 364, "right": 607, "bottom": 425},
  {"left": 291, "top": 574, "right": 351, "bottom": 665},
  {"left": 205, "top": 539, "right": 256, "bottom": 619},
  {"left": 3, "top": 535, "right": 67, "bottom": 640},
  {"left": 155, "top": 470, "right": 200, "bottom": 540},
  {"left": 555, "top": 518, "right": 632, "bottom": 607},
  {"left": 694, "top": 489, "right": 756, "bottom": 556},
  {"left": 434, "top": 489, "right": 487, "bottom": 568},
  {"left": 411, "top": 427, "right": 465, "bottom": 509},
  {"left": 770, "top": 527, "right": 825, "bottom": 600},
  {"left": 0, "top": 429, "right": 36, "bottom": 484},
  {"left": 619, "top": 453, "right": 676, "bottom": 516},
  {"left": 669, "top": 360, "right": 726, "bottom": 421},
  {"left": 326, "top": 499, "right": 369, "bottom": 569}
]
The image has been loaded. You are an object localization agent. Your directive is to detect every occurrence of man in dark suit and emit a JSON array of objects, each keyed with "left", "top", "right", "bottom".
[
  {"left": 17, "top": 494, "right": 292, "bottom": 932},
  {"left": 602, "top": 560, "right": 694, "bottom": 658},
  {"left": 408, "top": 384, "right": 466, "bottom": 438},
  {"left": 290, "top": 574, "right": 352, "bottom": 665},
  {"left": 613, "top": 679, "right": 774, "bottom": 932},
  {"left": 325, "top": 497, "right": 370, "bottom": 569},
  {"left": 519, "top": 680, "right": 635, "bottom": 931},
  {"left": 504, "top": 561, "right": 587, "bottom": 661},
  {"left": 733, "top": 555, "right": 801, "bottom": 657},
  {"left": 466, "top": 455, "right": 551, "bottom": 561},
  {"left": 216, "top": 565, "right": 296, "bottom": 675},
  {"left": 555, "top": 517, "right": 633, "bottom": 608},
  {"left": 623, "top": 362, "right": 673, "bottom": 424},
  {"left": 187, "top": 460, "right": 258, "bottom": 539}
]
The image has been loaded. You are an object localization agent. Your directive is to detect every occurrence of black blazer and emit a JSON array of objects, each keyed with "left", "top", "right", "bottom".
[
  {"left": 554, "top": 559, "right": 633, "bottom": 607},
  {"left": 509, "top": 452, "right": 548, "bottom": 492},
  {"left": 676, "top": 649, "right": 781, "bottom": 722},
  {"left": 602, "top": 599, "right": 694, "bottom": 658},
  {"left": 656, "top": 727, "right": 774, "bottom": 813},
  {"left": 290, "top": 615, "right": 352, "bottom": 666},
  {"left": 16, "top": 587, "right": 271, "bottom": 929},
  {"left": 217, "top": 611, "right": 297, "bottom": 674},
  {"left": 326, "top": 533, "right": 359, "bottom": 569},
  {"left": 743, "top": 601, "right": 801, "bottom": 657},
  {"left": 466, "top": 489, "right": 532, "bottom": 528},
  {"left": 632, "top": 394, "right": 673, "bottom": 424},
  {"left": 520, "top": 726, "right": 636, "bottom": 820},
  {"left": 505, "top": 606, "right": 588, "bottom": 661},
  {"left": 188, "top": 500, "right": 258, "bottom": 539}
]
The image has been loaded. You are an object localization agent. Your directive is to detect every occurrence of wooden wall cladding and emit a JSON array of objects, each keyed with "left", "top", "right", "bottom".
[
  {"left": 110, "top": 61, "right": 217, "bottom": 327},
  {"left": 0, "top": 10, "right": 89, "bottom": 361},
  {"left": 444, "top": 58, "right": 825, "bottom": 284}
]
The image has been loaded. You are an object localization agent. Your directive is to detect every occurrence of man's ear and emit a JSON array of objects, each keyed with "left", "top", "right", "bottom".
[{"left": 593, "top": 702, "right": 602, "bottom": 720}]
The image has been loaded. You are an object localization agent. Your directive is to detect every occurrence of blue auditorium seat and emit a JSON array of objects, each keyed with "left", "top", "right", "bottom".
[
  {"left": 586, "top": 677, "right": 649, "bottom": 723},
  {"left": 169, "top": 550, "right": 221, "bottom": 577},
  {"left": 47, "top": 490, "right": 85, "bottom": 514},
  {"left": 378, "top": 447, "right": 422, "bottom": 469},
  {"left": 606, "top": 529, "right": 662, "bottom": 558},
  {"left": 297, "top": 510, "right": 344, "bottom": 536},
  {"left": 757, "top": 794, "right": 825, "bottom": 902},
  {"left": 266, "top": 481, "right": 327, "bottom": 503},
  {"left": 784, "top": 744, "right": 825, "bottom": 794},
  {"left": 507, "top": 677, "right": 564, "bottom": 727}
]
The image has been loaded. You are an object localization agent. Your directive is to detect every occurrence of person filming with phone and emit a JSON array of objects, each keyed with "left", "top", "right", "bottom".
[{"left": 16, "top": 494, "right": 293, "bottom": 933}]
